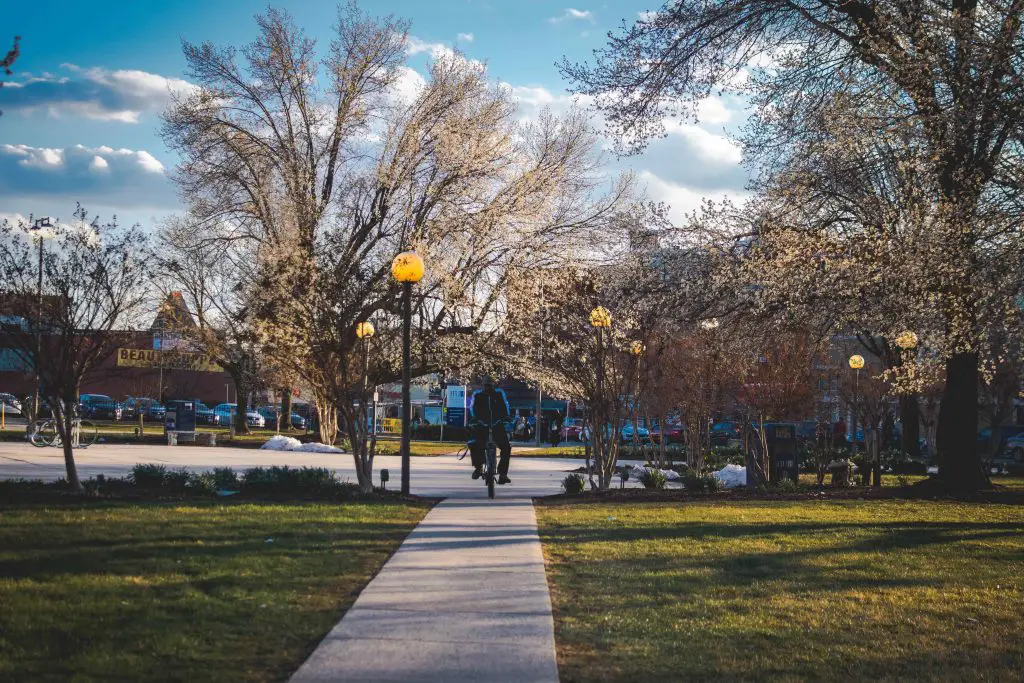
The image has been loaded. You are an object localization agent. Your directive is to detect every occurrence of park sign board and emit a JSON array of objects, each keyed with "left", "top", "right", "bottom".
[
  {"left": 445, "top": 384, "right": 466, "bottom": 427},
  {"left": 117, "top": 348, "right": 223, "bottom": 373}
]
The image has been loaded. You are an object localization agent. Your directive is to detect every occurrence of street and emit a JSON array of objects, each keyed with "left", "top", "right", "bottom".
[{"left": 0, "top": 441, "right": 593, "bottom": 498}]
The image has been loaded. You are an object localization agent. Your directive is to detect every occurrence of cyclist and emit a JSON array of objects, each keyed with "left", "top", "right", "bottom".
[{"left": 468, "top": 378, "right": 513, "bottom": 484}]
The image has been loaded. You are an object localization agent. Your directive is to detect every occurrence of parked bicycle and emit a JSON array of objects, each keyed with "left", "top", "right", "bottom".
[{"left": 29, "top": 417, "right": 98, "bottom": 449}]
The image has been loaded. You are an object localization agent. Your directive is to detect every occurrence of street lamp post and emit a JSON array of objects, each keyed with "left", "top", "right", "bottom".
[
  {"left": 392, "top": 252, "right": 424, "bottom": 496},
  {"left": 629, "top": 340, "right": 644, "bottom": 448},
  {"left": 29, "top": 217, "right": 53, "bottom": 430},
  {"left": 589, "top": 306, "right": 612, "bottom": 454},
  {"left": 849, "top": 354, "right": 865, "bottom": 446},
  {"left": 356, "top": 321, "right": 375, "bottom": 440}
]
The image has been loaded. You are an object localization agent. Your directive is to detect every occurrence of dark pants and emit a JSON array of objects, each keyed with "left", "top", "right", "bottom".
[{"left": 471, "top": 426, "right": 511, "bottom": 476}]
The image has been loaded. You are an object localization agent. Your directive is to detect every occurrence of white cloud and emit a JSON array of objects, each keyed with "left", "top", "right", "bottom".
[
  {"left": 638, "top": 171, "right": 745, "bottom": 225},
  {"left": 663, "top": 120, "right": 744, "bottom": 164},
  {"left": 406, "top": 36, "right": 450, "bottom": 59},
  {"left": 0, "top": 64, "right": 196, "bottom": 123},
  {"left": 638, "top": 10, "right": 659, "bottom": 22},
  {"left": 696, "top": 96, "right": 732, "bottom": 125},
  {"left": 548, "top": 8, "right": 594, "bottom": 24},
  {"left": 392, "top": 66, "right": 427, "bottom": 104},
  {"left": 0, "top": 144, "right": 177, "bottom": 209},
  {"left": 457, "top": 32, "right": 475, "bottom": 43}
]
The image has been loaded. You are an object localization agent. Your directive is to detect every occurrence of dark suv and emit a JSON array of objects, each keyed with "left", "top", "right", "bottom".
[
  {"left": 121, "top": 397, "right": 167, "bottom": 422},
  {"left": 79, "top": 394, "right": 122, "bottom": 421}
]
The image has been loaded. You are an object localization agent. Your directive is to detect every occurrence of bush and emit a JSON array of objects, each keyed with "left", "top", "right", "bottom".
[
  {"left": 772, "top": 478, "right": 798, "bottom": 493},
  {"left": 163, "top": 468, "right": 196, "bottom": 494},
  {"left": 1004, "top": 462, "right": 1024, "bottom": 476},
  {"left": 703, "top": 474, "right": 719, "bottom": 492},
  {"left": 638, "top": 468, "right": 667, "bottom": 490},
  {"left": 562, "top": 473, "right": 587, "bottom": 495},
  {"left": 131, "top": 463, "right": 167, "bottom": 488},
  {"left": 212, "top": 467, "right": 239, "bottom": 489},
  {"left": 681, "top": 472, "right": 705, "bottom": 492},
  {"left": 705, "top": 446, "right": 745, "bottom": 471},
  {"left": 240, "top": 466, "right": 355, "bottom": 498}
]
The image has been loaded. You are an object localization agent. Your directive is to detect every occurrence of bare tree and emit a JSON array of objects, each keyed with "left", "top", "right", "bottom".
[
  {"left": 0, "top": 35, "right": 20, "bottom": 119},
  {"left": 565, "top": 0, "right": 1024, "bottom": 491},
  {"left": 0, "top": 209, "right": 151, "bottom": 491},
  {"left": 162, "top": 4, "right": 635, "bottom": 490}
]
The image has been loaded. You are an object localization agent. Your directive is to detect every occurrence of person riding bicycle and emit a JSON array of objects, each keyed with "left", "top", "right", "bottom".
[{"left": 468, "top": 378, "right": 513, "bottom": 484}]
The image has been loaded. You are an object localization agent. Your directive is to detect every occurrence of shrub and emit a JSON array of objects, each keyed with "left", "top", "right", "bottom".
[
  {"left": 163, "top": 468, "right": 196, "bottom": 494},
  {"left": 1004, "top": 462, "right": 1024, "bottom": 476},
  {"left": 212, "top": 467, "right": 239, "bottom": 489},
  {"left": 706, "top": 446, "right": 745, "bottom": 471},
  {"left": 131, "top": 464, "right": 167, "bottom": 488},
  {"left": 240, "top": 466, "right": 353, "bottom": 498},
  {"left": 562, "top": 473, "right": 587, "bottom": 495},
  {"left": 681, "top": 472, "right": 706, "bottom": 492},
  {"left": 703, "top": 474, "right": 719, "bottom": 492},
  {"left": 772, "top": 478, "right": 798, "bottom": 493},
  {"left": 638, "top": 468, "right": 667, "bottom": 490}
]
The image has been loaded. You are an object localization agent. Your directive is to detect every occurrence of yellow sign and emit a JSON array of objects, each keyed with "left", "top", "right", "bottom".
[{"left": 117, "top": 348, "right": 224, "bottom": 373}]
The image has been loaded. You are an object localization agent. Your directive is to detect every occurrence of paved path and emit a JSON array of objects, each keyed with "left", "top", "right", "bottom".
[
  {"left": 0, "top": 441, "right": 657, "bottom": 497},
  {"left": 290, "top": 497, "right": 559, "bottom": 683}
]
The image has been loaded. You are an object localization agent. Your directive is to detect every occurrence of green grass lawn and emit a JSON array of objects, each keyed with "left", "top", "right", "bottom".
[
  {"left": 0, "top": 499, "right": 430, "bottom": 682},
  {"left": 537, "top": 499, "right": 1024, "bottom": 682}
]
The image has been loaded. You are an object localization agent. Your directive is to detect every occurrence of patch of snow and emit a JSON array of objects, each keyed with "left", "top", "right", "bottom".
[
  {"left": 294, "top": 442, "right": 345, "bottom": 454},
  {"left": 260, "top": 435, "right": 344, "bottom": 453},
  {"left": 713, "top": 464, "right": 747, "bottom": 488},
  {"left": 926, "top": 465, "right": 938, "bottom": 474},
  {"left": 261, "top": 435, "right": 303, "bottom": 451},
  {"left": 629, "top": 465, "right": 680, "bottom": 481}
]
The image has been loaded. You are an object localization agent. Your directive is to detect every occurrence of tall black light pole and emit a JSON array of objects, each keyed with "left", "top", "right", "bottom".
[
  {"left": 356, "top": 320, "right": 375, "bottom": 436},
  {"left": 392, "top": 252, "right": 424, "bottom": 495},
  {"left": 589, "top": 306, "right": 611, "bottom": 444},
  {"left": 30, "top": 217, "right": 53, "bottom": 429}
]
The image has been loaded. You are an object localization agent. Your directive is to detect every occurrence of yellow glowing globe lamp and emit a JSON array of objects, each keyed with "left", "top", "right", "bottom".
[
  {"left": 589, "top": 306, "right": 612, "bottom": 328},
  {"left": 630, "top": 340, "right": 645, "bottom": 356},
  {"left": 355, "top": 321, "right": 375, "bottom": 339},
  {"left": 391, "top": 252, "right": 424, "bottom": 283},
  {"left": 849, "top": 354, "right": 865, "bottom": 370},
  {"left": 895, "top": 330, "right": 918, "bottom": 350}
]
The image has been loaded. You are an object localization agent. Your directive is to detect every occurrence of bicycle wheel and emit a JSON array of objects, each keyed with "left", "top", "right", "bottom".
[
  {"left": 76, "top": 420, "right": 99, "bottom": 448},
  {"left": 30, "top": 420, "right": 57, "bottom": 447},
  {"left": 486, "top": 444, "right": 496, "bottom": 499}
]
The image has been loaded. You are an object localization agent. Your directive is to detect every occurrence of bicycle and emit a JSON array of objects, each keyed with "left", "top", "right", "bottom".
[
  {"left": 29, "top": 417, "right": 98, "bottom": 449},
  {"left": 466, "top": 417, "right": 510, "bottom": 499}
]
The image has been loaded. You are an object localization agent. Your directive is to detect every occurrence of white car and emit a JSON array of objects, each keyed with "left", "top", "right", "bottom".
[{"left": 0, "top": 392, "right": 22, "bottom": 414}]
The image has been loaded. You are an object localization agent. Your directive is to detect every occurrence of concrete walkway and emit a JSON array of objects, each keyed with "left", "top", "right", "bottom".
[{"left": 290, "top": 497, "right": 559, "bottom": 683}]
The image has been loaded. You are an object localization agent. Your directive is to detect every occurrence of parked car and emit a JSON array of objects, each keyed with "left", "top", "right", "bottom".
[
  {"left": 1002, "top": 433, "right": 1024, "bottom": 462},
  {"left": 710, "top": 421, "right": 741, "bottom": 446},
  {"left": 257, "top": 406, "right": 306, "bottom": 430},
  {"left": 560, "top": 417, "right": 585, "bottom": 441},
  {"left": 620, "top": 422, "right": 651, "bottom": 442},
  {"left": 214, "top": 403, "right": 265, "bottom": 428},
  {"left": 79, "top": 394, "right": 122, "bottom": 420},
  {"left": 977, "top": 426, "right": 1024, "bottom": 459},
  {"left": 195, "top": 402, "right": 221, "bottom": 426},
  {"left": 0, "top": 392, "right": 22, "bottom": 414},
  {"left": 649, "top": 420, "right": 684, "bottom": 444},
  {"left": 121, "top": 397, "right": 166, "bottom": 422}
]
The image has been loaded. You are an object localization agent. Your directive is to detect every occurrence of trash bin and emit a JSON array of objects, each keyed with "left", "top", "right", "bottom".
[
  {"left": 763, "top": 422, "right": 799, "bottom": 484},
  {"left": 165, "top": 400, "right": 197, "bottom": 443}
]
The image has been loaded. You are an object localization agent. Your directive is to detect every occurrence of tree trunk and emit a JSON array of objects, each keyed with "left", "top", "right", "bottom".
[
  {"left": 315, "top": 391, "right": 338, "bottom": 446},
  {"left": 900, "top": 394, "right": 921, "bottom": 459},
  {"left": 937, "top": 352, "right": 988, "bottom": 491},
  {"left": 53, "top": 398, "right": 82, "bottom": 492},
  {"left": 343, "top": 400, "right": 374, "bottom": 492},
  {"left": 280, "top": 387, "right": 293, "bottom": 431},
  {"left": 235, "top": 383, "right": 252, "bottom": 435}
]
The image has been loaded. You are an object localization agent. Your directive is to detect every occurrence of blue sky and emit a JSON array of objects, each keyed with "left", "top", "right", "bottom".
[{"left": 0, "top": 1, "right": 749, "bottom": 229}]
